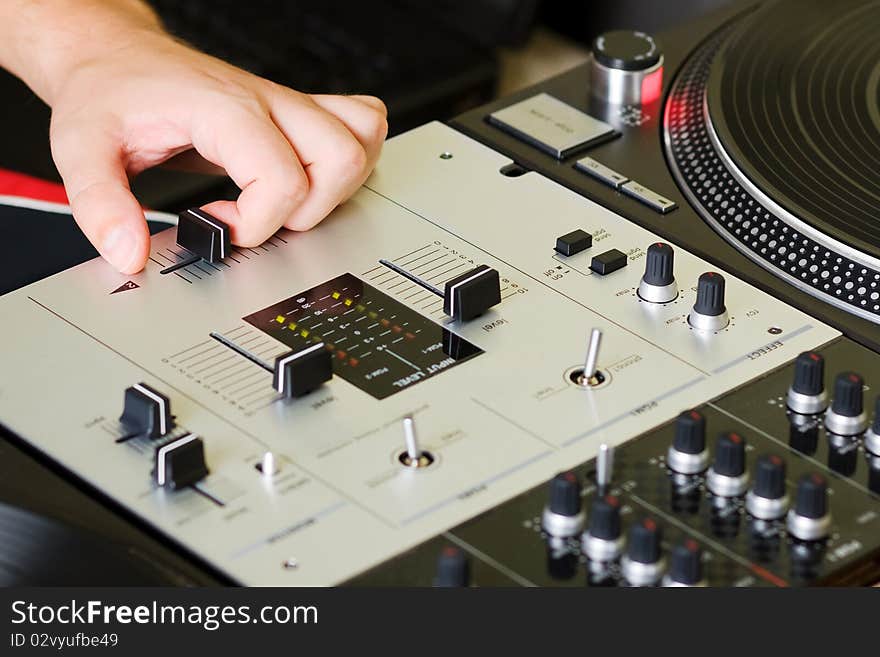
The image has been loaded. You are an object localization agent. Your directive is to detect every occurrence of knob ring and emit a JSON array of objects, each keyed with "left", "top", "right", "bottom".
[
  {"left": 745, "top": 490, "right": 790, "bottom": 520},
  {"left": 787, "top": 510, "right": 831, "bottom": 541},
  {"left": 687, "top": 309, "right": 730, "bottom": 332},
  {"left": 541, "top": 507, "right": 586, "bottom": 538},
  {"left": 865, "top": 428, "right": 880, "bottom": 456},
  {"left": 582, "top": 532, "right": 624, "bottom": 562},
  {"left": 621, "top": 555, "right": 666, "bottom": 587},
  {"left": 706, "top": 468, "right": 749, "bottom": 497},
  {"left": 824, "top": 409, "right": 868, "bottom": 436},
  {"left": 666, "top": 446, "right": 709, "bottom": 475},
  {"left": 786, "top": 388, "right": 828, "bottom": 415},
  {"left": 637, "top": 279, "right": 679, "bottom": 304}
]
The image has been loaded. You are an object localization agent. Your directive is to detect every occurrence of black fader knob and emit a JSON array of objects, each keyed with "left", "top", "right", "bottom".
[
  {"left": 443, "top": 265, "right": 502, "bottom": 322},
  {"left": 667, "top": 409, "right": 709, "bottom": 474},
  {"left": 119, "top": 382, "right": 174, "bottom": 440},
  {"left": 637, "top": 243, "right": 678, "bottom": 303},
  {"left": 664, "top": 539, "right": 706, "bottom": 587},
  {"left": 688, "top": 272, "right": 729, "bottom": 331},
  {"left": 787, "top": 351, "right": 828, "bottom": 414},
  {"left": 542, "top": 472, "right": 585, "bottom": 537},
  {"left": 865, "top": 396, "right": 880, "bottom": 456},
  {"left": 434, "top": 546, "right": 471, "bottom": 587},
  {"left": 272, "top": 343, "right": 333, "bottom": 398},
  {"left": 824, "top": 372, "right": 867, "bottom": 436},
  {"left": 153, "top": 433, "right": 208, "bottom": 490},
  {"left": 621, "top": 517, "right": 665, "bottom": 586},
  {"left": 177, "top": 208, "right": 231, "bottom": 263},
  {"left": 746, "top": 454, "right": 789, "bottom": 520},
  {"left": 581, "top": 494, "right": 624, "bottom": 562},
  {"left": 706, "top": 432, "right": 748, "bottom": 497},
  {"left": 787, "top": 473, "right": 831, "bottom": 541}
]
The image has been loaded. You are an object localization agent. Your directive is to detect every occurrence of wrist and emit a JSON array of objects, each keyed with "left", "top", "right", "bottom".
[{"left": 0, "top": 0, "right": 167, "bottom": 104}]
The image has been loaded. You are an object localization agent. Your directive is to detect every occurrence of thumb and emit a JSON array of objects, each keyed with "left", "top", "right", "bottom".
[{"left": 51, "top": 123, "right": 150, "bottom": 274}]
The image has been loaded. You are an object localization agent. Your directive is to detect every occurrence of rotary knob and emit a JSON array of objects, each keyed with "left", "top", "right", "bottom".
[
  {"left": 745, "top": 454, "right": 789, "bottom": 520},
  {"left": 667, "top": 409, "right": 709, "bottom": 475},
  {"left": 787, "top": 473, "right": 831, "bottom": 541},
  {"left": 663, "top": 539, "right": 706, "bottom": 587},
  {"left": 434, "top": 546, "right": 471, "bottom": 587},
  {"left": 825, "top": 372, "right": 867, "bottom": 436},
  {"left": 637, "top": 243, "right": 678, "bottom": 303},
  {"left": 864, "top": 396, "right": 880, "bottom": 456},
  {"left": 706, "top": 432, "right": 748, "bottom": 497},
  {"left": 787, "top": 351, "right": 828, "bottom": 414},
  {"left": 581, "top": 494, "right": 624, "bottom": 562},
  {"left": 621, "top": 517, "right": 665, "bottom": 586},
  {"left": 688, "top": 272, "right": 729, "bottom": 331},
  {"left": 590, "top": 30, "right": 664, "bottom": 106},
  {"left": 541, "top": 471, "right": 585, "bottom": 537}
]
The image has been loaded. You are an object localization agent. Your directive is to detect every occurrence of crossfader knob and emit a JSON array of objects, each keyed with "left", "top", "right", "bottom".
[
  {"left": 637, "top": 242, "right": 678, "bottom": 303},
  {"left": 119, "top": 382, "right": 174, "bottom": 440},
  {"left": 824, "top": 372, "right": 867, "bottom": 436},
  {"left": 688, "top": 272, "right": 729, "bottom": 331},
  {"left": 787, "top": 351, "right": 828, "bottom": 414}
]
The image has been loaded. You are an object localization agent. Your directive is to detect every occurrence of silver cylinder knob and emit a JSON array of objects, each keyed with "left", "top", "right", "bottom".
[{"left": 590, "top": 30, "right": 664, "bottom": 106}]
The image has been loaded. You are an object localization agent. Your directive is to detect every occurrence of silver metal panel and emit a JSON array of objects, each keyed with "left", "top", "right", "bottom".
[
  {"left": 574, "top": 156, "right": 629, "bottom": 189},
  {"left": 487, "top": 93, "right": 615, "bottom": 159},
  {"left": 0, "top": 122, "right": 838, "bottom": 585}
]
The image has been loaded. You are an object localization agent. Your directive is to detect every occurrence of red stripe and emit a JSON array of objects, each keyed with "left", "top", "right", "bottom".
[{"left": 0, "top": 168, "right": 69, "bottom": 204}]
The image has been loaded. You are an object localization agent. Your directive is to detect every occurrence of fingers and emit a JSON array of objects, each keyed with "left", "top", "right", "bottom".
[
  {"left": 188, "top": 105, "right": 310, "bottom": 246},
  {"left": 50, "top": 121, "right": 150, "bottom": 274},
  {"left": 268, "top": 91, "right": 387, "bottom": 231}
]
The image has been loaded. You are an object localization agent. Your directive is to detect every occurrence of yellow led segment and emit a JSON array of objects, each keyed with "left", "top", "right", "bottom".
[
  {"left": 332, "top": 292, "right": 341, "bottom": 299},
  {"left": 344, "top": 298, "right": 353, "bottom": 307},
  {"left": 300, "top": 329, "right": 310, "bottom": 338},
  {"left": 275, "top": 315, "right": 285, "bottom": 324},
  {"left": 288, "top": 322, "right": 297, "bottom": 331}
]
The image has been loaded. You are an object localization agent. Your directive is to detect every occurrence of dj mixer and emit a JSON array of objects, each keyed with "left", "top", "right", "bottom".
[{"left": 1, "top": 0, "right": 879, "bottom": 586}]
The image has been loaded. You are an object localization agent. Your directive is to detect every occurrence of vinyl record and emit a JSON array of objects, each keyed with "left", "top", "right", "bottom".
[{"left": 0, "top": 502, "right": 180, "bottom": 585}]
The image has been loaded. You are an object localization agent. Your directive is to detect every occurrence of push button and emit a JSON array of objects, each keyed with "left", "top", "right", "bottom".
[
  {"left": 487, "top": 93, "right": 616, "bottom": 159},
  {"left": 590, "top": 249, "right": 628, "bottom": 275},
  {"left": 555, "top": 229, "right": 592, "bottom": 256}
]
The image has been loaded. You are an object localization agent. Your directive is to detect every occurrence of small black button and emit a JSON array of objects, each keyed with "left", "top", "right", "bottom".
[
  {"left": 555, "top": 229, "right": 592, "bottom": 256},
  {"left": 590, "top": 249, "right": 628, "bottom": 275}
]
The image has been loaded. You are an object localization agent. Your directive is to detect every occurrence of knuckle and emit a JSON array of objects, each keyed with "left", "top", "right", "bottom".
[{"left": 337, "top": 141, "right": 368, "bottom": 175}]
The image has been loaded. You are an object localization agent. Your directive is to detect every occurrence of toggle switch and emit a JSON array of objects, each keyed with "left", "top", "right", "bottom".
[
  {"left": 160, "top": 208, "right": 232, "bottom": 274},
  {"left": 119, "top": 382, "right": 174, "bottom": 441},
  {"left": 638, "top": 242, "right": 678, "bottom": 303},
  {"left": 398, "top": 415, "right": 433, "bottom": 468},
  {"left": 572, "top": 328, "right": 605, "bottom": 387},
  {"left": 379, "top": 259, "right": 501, "bottom": 322},
  {"left": 153, "top": 433, "right": 208, "bottom": 490}
]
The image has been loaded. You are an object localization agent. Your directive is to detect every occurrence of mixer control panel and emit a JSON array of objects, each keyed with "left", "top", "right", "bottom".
[{"left": 0, "top": 123, "right": 844, "bottom": 585}]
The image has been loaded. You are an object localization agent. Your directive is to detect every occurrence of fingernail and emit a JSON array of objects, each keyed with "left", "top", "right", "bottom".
[{"left": 102, "top": 225, "right": 139, "bottom": 272}]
